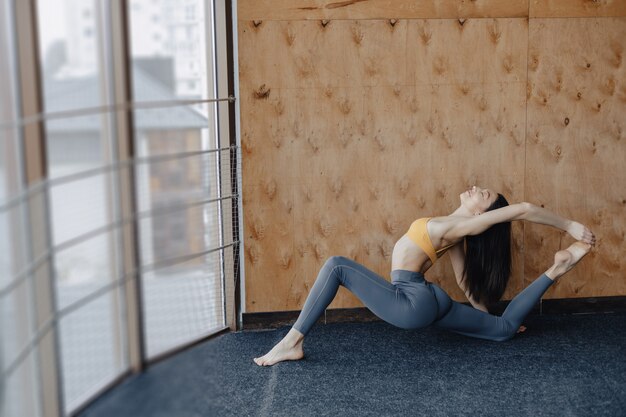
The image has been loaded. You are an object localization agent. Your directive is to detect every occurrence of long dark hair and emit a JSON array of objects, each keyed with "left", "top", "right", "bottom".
[{"left": 462, "top": 193, "right": 511, "bottom": 308}]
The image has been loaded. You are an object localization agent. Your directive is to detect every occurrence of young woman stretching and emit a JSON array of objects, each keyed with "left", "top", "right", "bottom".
[{"left": 253, "top": 185, "right": 596, "bottom": 366}]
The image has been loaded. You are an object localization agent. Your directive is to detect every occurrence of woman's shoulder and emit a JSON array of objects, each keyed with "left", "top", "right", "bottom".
[
  {"left": 428, "top": 215, "right": 470, "bottom": 225},
  {"left": 427, "top": 215, "right": 469, "bottom": 241}
]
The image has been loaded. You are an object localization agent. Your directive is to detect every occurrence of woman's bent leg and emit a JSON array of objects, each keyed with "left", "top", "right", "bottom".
[
  {"left": 254, "top": 256, "right": 438, "bottom": 366},
  {"left": 293, "top": 256, "right": 437, "bottom": 335},
  {"left": 433, "top": 242, "right": 591, "bottom": 342},
  {"left": 432, "top": 275, "right": 553, "bottom": 341}
]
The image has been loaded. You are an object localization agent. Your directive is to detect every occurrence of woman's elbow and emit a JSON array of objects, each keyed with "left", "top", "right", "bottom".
[{"left": 519, "top": 202, "right": 534, "bottom": 218}]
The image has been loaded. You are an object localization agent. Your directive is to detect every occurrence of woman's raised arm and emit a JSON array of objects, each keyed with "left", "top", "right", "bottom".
[
  {"left": 519, "top": 203, "right": 595, "bottom": 243},
  {"left": 447, "top": 202, "right": 595, "bottom": 244}
]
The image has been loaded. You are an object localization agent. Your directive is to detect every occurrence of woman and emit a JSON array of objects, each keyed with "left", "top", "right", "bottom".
[{"left": 253, "top": 185, "right": 596, "bottom": 366}]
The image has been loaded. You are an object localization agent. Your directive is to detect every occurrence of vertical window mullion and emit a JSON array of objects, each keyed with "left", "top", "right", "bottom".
[
  {"left": 205, "top": 0, "right": 227, "bottom": 330},
  {"left": 213, "top": 0, "right": 238, "bottom": 330},
  {"left": 99, "top": 0, "right": 129, "bottom": 382},
  {"left": 109, "top": 0, "right": 145, "bottom": 374},
  {"left": 14, "top": 1, "right": 63, "bottom": 417}
]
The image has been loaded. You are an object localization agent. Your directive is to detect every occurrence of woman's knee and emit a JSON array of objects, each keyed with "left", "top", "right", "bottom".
[
  {"left": 321, "top": 256, "right": 350, "bottom": 284},
  {"left": 493, "top": 333, "right": 515, "bottom": 342},
  {"left": 324, "top": 256, "right": 352, "bottom": 271},
  {"left": 492, "top": 323, "right": 517, "bottom": 342}
]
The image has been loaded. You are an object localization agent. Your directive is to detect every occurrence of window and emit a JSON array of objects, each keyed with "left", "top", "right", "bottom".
[
  {"left": 129, "top": 0, "right": 227, "bottom": 359},
  {"left": 1, "top": 1, "right": 40, "bottom": 416},
  {"left": 1, "top": 0, "right": 236, "bottom": 414},
  {"left": 185, "top": 5, "right": 195, "bottom": 21},
  {"left": 37, "top": 0, "right": 127, "bottom": 411}
]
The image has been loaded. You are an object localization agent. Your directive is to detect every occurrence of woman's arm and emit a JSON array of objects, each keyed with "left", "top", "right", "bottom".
[
  {"left": 447, "top": 202, "right": 595, "bottom": 244},
  {"left": 521, "top": 203, "right": 593, "bottom": 242},
  {"left": 447, "top": 202, "right": 528, "bottom": 238},
  {"left": 519, "top": 202, "right": 571, "bottom": 229},
  {"left": 448, "top": 243, "right": 488, "bottom": 312}
]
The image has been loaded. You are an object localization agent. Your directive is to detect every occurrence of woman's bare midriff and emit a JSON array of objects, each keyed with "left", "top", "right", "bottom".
[{"left": 391, "top": 235, "right": 433, "bottom": 273}]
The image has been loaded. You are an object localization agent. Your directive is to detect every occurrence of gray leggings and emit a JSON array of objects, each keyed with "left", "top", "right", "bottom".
[{"left": 292, "top": 256, "right": 553, "bottom": 342}]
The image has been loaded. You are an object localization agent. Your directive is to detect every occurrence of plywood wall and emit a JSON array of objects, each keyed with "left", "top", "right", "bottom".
[
  {"left": 238, "top": 0, "right": 626, "bottom": 313},
  {"left": 525, "top": 17, "right": 626, "bottom": 297}
]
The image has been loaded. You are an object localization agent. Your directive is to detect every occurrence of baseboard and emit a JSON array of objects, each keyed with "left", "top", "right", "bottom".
[
  {"left": 242, "top": 296, "right": 626, "bottom": 330},
  {"left": 540, "top": 295, "right": 626, "bottom": 315}
]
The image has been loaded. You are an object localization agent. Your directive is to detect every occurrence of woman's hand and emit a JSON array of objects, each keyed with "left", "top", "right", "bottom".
[{"left": 567, "top": 221, "right": 596, "bottom": 246}]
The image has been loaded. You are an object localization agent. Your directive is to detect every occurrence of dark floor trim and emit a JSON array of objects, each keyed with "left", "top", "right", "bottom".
[
  {"left": 541, "top": 295, "right": 626, "bottom": 315},
  {"left": 242, "top": 296, "right": 626, "bottom": 330}
]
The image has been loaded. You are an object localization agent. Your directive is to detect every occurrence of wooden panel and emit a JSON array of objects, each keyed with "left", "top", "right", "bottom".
[
  {"left": 240, "top": 18, "right": 531, "bottom": 312},
  {"left": 239, "top": 7, "right": 626, "bottom": 314},
  {"left": 238, "top": 19, "right": 411, "bottom": 90},
  {"left": 239, "top": 0, "right": 529, "bottom": 21},
  {"left": 526, "top": 17, "right": 626, "bottom": 298},
  {"left": 240, "top": 86, "right": 293, "bottom": 186},
  {"left": 240, "top": 85, "right": 297, "bottom": 311},
  {"left": 242, "top": 181, "right": 296, "bottom": 312},
  {"left": 407, "top": 18, "right": 528, "bottom": 85},
  {"left": 531, "top": 0, "right": 626, "bottom": 18},
  {"left": 238, "top": 18, "right": 527, "bottom": 89}
]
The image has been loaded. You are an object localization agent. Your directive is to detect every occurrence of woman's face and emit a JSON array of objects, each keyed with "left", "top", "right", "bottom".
[{"left": 460, "top": 185, "right": 498, "bottom": 214}]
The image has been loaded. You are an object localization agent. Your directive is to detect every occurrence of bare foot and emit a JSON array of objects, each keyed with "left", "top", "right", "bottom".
[
  {"left": 546, "top": 241, "right": 591, "bottom": 281},
  {"left": 253, "top": 330, "right": 305, "bottom": 366}
]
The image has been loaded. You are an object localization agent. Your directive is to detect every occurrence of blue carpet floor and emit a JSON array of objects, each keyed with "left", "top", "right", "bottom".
[{"left": 80, "top": 313, "right": 626, "bottom": 417}]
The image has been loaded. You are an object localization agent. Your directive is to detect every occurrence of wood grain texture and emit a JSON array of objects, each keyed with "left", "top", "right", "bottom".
[
  {"left": 240, "top": 18, "right": 532, "bottom": 312},
  {"left": 526, "top": 17, "right": 626, "bottom": 299},
  {"left": 531, "top": 0, "right": 626, "bottom": 18},
  {"left": 238, "top": 0, "right": 529, "bottom": 21},
  {"left": 239, "top": 5, "right": 626, "bottom": 314},
  {"left": 407, "top": 18, "right": 528, "bottom": 85}
]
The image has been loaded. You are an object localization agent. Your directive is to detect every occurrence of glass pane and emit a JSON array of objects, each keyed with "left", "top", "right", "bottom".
[
  {"left": 1, "top": 278, "right": 35, "bottom": 375},
  {"left": 0, "top": 136, "right": 26, "bottom": 292},
  {"left": 129, "top": 0, "right": 211, "bottom": 104},
  {"left": 142, "top": 249, "right": 224, "bottom": 357},
  {"left": 1, "top": 350, "right": 41, "bottom": 417},
  {"left": 49, "top": 169, "right": 111, "bottom": 244},
  {"left": 37, "top": 0, "right": 108, "bottom": 179},
  {"left": 0, "top": 1, "right": 38, "bottom": 415},
  {"left": 59, "top": 290, "right": 126, "bottom": 411},
  {"left": 48, "top": 169, "right": 118, "bottom": 311},
  {"left": 129, "top": 0, "right": 224, "bottom": 358},
  {"left": 0, "top": 0, "right": 18, "bottom": 126},
  {"left": 37, "top": 0, "right": 128, "bottom": 412},
  {"left": 0, "top": 0, "right": 24, "bottom": 299},
  {"left": 54, "top": 232, "right": 117, "bottom": 310}
]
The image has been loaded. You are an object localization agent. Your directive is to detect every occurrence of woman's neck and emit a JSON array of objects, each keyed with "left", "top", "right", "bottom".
[{"left": 450, "top": 205, "right": 473, "bottom": 217}]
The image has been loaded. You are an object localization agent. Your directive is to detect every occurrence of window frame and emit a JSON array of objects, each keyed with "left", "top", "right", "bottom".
[{"left": 2, "top": 0, "right": 239, "bottom": 415}]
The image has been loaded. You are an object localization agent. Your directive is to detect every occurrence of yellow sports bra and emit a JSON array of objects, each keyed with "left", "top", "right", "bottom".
[{"left": 405, "top": 217, "right": 455, "bottom": 264}]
